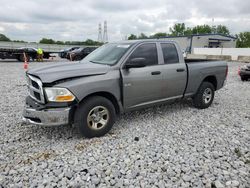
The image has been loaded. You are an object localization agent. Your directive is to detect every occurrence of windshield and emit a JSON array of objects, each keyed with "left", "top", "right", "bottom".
[
  {"left": 73, "top": 47, "right": 84, "bottom": 52},
  {"left": 82, "top": 43, "right": 131, "bottom": 65}
]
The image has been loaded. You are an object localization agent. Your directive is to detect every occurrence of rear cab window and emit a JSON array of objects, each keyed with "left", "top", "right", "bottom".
[{"left": 160, "top": 43, "right": 179, "bottom": 64}]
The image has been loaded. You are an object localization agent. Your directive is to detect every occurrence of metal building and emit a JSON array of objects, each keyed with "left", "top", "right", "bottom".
[{"left": 159, "top": 34, "right": 237, "bottom": 53}]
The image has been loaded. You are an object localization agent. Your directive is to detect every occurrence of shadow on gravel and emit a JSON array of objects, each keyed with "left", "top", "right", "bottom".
[{"left": 21, "top": 99, "right": 193, "bottom": 140}]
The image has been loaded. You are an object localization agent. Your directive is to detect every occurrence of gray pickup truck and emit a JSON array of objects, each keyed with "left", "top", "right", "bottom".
[{"left": 23, "top": 40, "right": 228, "bottom": 138}]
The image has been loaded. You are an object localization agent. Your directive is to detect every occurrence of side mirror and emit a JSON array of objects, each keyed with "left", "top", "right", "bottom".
[{"left": 124, "top": 58, "right": 146, "bottom": 69}]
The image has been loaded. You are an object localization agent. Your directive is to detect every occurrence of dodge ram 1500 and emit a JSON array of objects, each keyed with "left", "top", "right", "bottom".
[{"left": 23, "top": 40, "right": 228, "bottom": 138}]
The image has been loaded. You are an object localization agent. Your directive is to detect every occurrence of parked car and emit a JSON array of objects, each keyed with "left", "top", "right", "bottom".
[
  {"left": 67, "top": 47, "right": 97, "bottom": 61},
  {"left": 0, "top": 47, "right": 53, "bottom": 62},
  {"left": 23, "top": 40, "right": 228, "bottom": 138},
  {"left": 59, "top": 47, "right": 80, "bottom": 58},
  {"left": 238, "top": 65, "right": 250, "bottom": 81}
]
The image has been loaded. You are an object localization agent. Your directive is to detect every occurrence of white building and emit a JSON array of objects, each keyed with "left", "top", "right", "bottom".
[{"left": 159, "top": 34, "right": 237, "bottom": 53}]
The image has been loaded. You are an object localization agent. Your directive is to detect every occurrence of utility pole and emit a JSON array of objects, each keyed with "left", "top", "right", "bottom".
[
  {"left": 98, "top": 23, "right": 102, "bottom": 42},
  {"left": 212, "top": 18, "right": 216, "bottom": 34},
  {"left": 103, "top": 21, "right": 108, "bottom": 43}
]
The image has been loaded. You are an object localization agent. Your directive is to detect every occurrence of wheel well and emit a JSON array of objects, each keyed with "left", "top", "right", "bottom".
[
  {"left": 203, "top": 76, "right": 217, "bottom": 90},
  {"left": 80, "top": 92, "right": 120, "bottom": 114}
]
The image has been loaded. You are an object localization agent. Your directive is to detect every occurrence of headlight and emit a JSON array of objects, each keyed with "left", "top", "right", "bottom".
[{"left": 45, "top": 88, "right": 75, "bottom": 102}]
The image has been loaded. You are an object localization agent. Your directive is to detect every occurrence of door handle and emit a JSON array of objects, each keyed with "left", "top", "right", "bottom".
[
  {"left": 176, "top": 68, "right": 185, "bottom": 72},
  {"left": 151, "top": 71, "right": 161, "bottom": 75}
]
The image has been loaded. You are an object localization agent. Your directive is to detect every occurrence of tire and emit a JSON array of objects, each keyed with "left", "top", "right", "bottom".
[
  {"left": 193, "top": 81, "right": 215, "bottom": 109},
  {"left": 241, "top": 76, "right": 247, "bottom": 81},
  {"left": 74, "top": 96, "right": 116, "bottom": 138},
  {"left": 19, "top": 54, "right": 30, "bottom": 62}
]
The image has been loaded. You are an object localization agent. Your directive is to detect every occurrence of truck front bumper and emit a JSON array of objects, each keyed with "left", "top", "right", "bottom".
[
  {"left": 22, "top": 95, "right": 73, "bottom": 126},
  {"left": 23, "top": 107, "right": 71, "bottom": 126}
]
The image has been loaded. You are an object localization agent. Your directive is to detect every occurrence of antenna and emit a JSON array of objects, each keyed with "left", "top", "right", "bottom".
[
  {"left": 98, "top": 23, "right": 102, "bottom": 42},
  {"left": 103, "top": 21, "right": 108, "bottom": 43}
]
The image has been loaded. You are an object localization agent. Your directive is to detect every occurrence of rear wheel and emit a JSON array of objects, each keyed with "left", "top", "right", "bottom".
[
  {"left": 193, "top": 82, "right": 215, "bottom": 109},
  {"left": 74, "top": 96, "right": 116, "bottom": 138},
  {"left": 241, "top": 76, "right": 247, "bottom": 81},
  {"left": 19, "top": 54, "right": 30, "bottom": 62}
]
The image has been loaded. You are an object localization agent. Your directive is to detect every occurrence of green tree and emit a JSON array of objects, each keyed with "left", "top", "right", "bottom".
[
  {"left": 236, "top": 32, "right": 250, "bottom": 48},
  {"left": 55, "top": 41, "right": 64, "bottom": 45},
  {"left": 169, "top": 23, "right": 186, "bottom": 36},
  {"left": 84, "top": 39, "right": 95, "bottom": 45},
  {"left": 39, "top": 38, "right": 55, "bottom": 44},
  {"left": 128, "top": 34, "right": 137, "bottom": 40},
  {"left": 0, "top": 34, "right": 11, "bottom": 41},
  {"left": 192, "top": 25, "right": 212, "bottom": 34},
  {"left": 184, "top": 27, "right": 193, "bottom": 35},
  {"left": 150, "top": 32, "right": 167, "bottom": 38},
  {"left": 12, "top": 40, "right": 27, "bottom": 43},
  {"left": 138, "top": 33, "right": 148, "bottom": 39},
  {"left": 215, "top": 25, "right": 230, "bottom": 35}
]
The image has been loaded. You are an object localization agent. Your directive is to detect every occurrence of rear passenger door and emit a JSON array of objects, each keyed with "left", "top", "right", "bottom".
[{"left": 159, "top": 43, "right": 187, "bottom": 99}]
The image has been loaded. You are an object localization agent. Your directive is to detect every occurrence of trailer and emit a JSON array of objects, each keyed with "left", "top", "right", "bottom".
[{"left": 0, "top": 47, "right": 55, "bottom": 62}]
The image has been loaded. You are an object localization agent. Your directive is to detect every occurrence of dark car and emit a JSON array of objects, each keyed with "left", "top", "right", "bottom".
[
  {"left": 238, "top": 65, "right": 250, "bottom": 81},
  {"left": 67, "top": 47, "right": 97, "bottom": 61},
  {"left": 59, "top": 47, "right": 80, "bottom": 58}
]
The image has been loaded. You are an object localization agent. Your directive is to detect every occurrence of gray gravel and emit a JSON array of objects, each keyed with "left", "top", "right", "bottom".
[{"left": 0, "top": 61, "right": 249, "bottom": 188}]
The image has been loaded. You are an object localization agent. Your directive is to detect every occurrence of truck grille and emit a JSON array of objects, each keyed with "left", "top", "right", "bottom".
[{"left": 27, "top": 75, "right": 45, "bottom": 104}]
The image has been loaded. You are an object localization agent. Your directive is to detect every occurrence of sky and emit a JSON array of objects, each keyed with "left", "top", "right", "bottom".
[{"left": 0, "top": 0, "right": 249, "bottom": 42}]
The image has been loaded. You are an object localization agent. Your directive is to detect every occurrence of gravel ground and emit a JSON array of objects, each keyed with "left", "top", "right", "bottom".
[{"left": 0, "top": 61, "right": 249, "bottom": 188}]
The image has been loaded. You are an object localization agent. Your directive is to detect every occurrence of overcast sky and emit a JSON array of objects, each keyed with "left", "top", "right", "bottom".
[{"left": 0, "top": 0, "right": 249, "bottom": 42}]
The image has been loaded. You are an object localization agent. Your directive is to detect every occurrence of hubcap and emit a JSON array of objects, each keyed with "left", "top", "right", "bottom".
[
  {"left": 203, "top": 88, "right": 212, "bottom": 104},
  {"left": 87, "top": 106, "right": 109, "bottom": 130}
]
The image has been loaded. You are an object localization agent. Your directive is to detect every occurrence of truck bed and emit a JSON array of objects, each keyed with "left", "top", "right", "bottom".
[{"left": 184, "top": 60, "right": 227, "bottom": 97}]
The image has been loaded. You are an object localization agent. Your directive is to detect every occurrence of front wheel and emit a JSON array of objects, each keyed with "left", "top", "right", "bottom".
[
  {"left": 74, "top": 96, "right": 116, "bottom": 138},
  {"left": 193, "top": 82, "right": 215, "bottom": 109}
]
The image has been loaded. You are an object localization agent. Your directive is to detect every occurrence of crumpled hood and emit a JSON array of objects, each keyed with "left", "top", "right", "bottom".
[{"left": 27, "top": 61, "right": 110, "bottom": 83}]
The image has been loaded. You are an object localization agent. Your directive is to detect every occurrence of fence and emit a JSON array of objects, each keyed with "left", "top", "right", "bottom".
[
  {"left": 0, "top": 41, "right": 87, "bottom": 52},
  {"left": 193, "top": 48, "right": 250, "bottom": 61}
]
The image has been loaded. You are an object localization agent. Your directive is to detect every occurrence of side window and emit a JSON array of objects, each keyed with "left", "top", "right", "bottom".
[
  {"left": 161, "top": 43, "right": 179, "bottom": 64},
  {"left": 128, "top": 43, "right": 158, "bottom": 66}
]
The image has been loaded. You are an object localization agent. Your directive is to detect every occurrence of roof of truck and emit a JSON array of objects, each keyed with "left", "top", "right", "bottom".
[{"left": 111, "top": 39, "right": 176, "bottom": 44}]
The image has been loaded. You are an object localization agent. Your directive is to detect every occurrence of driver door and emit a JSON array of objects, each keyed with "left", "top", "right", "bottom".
[{"left": 121, "top": 43, "right": 163, "bottom": 109}]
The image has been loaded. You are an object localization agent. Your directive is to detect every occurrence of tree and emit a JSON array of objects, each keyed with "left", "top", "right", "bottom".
[
  {"left": 169, "top": 23, "right": 186, "bottom": 36},
  {"left": 184, "top": 27, "right": 193, "bottom": 35},
  {"left": 150, "top": 32, "right": 167, "bottom": 38},
  {"left": 128, "top": 34, "right": 137, "bottom": 40},
  {"left": 55, "top": 41, "right": 64, "bottom": 45},
  {"left": 39, "top": 38, "right": 55, "bottom": 44},
  {"left": 236, "top": 32, "right": 250, "bottom": 48},
  {"left": 138, "top": 33, "right": 148, "bottom": 39},
  {"left": 0, "top": 34, "right": 11, "bottom": 41},
  {"left": 192, "top": 25, "right": 212, "bottom": 34},
  {"left": 215, "top": 25, "right": 230, "bottom": 35},
  {"left": 12, "top": 40, "right": 27, "bottom": 43}
]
